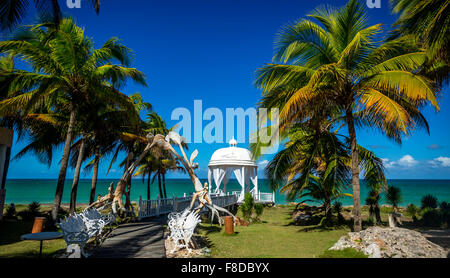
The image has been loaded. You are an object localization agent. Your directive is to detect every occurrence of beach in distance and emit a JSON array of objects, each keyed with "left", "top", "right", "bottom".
[{"left": 4, "top": 178, "right": 450, "bottom": 207}]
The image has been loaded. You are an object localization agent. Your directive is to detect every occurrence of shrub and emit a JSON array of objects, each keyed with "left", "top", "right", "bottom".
[
  {"left": 239, "top": 193, "right": 264, "bottom": 223},
  {"left": 17, "top": 201, "right": 43, "bottom": 221},
  {"left": 440, "top": 201, "right": 450, "bottom": 227},
  {"left": 240, "top": 193, "right": 254, "bottom": 221},
  {"left": 333, "top": 202, "right": 345, "bottom": 223},
  {"left": 421, "top": 208, "right": 442, "bottom": 227},
  {"left": 333, "top": 202, "right": 342, "bottom": 213},
  {"left": 254, "top": 203, "right": 264, "bottom": 222},
  {"left": 440, "top": 201, "right": 450, "bottom": 210},
  {"left": 421, "top": 194, "right": 438, "bottom": 209},
  {"left": 406, "top": 204, "right": 420, "bottom": 222},
  {"left": 3, "top": 204, "right": 17, "bottom": 219},
  {"left": 367, "top": 215, "right": 375, "bottom": 226},
  {"left": 28, "top": 201, "right": 41, "bottom": 215}
]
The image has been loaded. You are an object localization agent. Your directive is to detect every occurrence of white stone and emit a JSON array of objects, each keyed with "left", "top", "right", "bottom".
[{"left": 329, "top": 227, "right": 447, "bottom": 258}]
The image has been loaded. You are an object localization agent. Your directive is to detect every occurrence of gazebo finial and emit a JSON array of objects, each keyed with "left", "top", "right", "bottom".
[{"left": 229, "top": 138, "right": 237, "bottom": 147}]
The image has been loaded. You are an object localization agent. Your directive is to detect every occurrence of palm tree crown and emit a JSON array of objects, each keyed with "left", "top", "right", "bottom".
[
  {"left": 255, "top": 0, "right": 438, "bottom": 231},
  {"left": 0, "top": 18, "right": 146, "bottom": 220}
]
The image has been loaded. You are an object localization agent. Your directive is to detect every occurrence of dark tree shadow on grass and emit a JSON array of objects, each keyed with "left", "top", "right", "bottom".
[
  {"left": 197, "top": 224, "right": 221, "bottom": 235},
  {"left": 0, "top": 220, "right": 34, "bottom": 245}
]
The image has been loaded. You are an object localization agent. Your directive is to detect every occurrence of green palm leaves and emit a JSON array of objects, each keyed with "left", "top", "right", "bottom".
[
  {"left": 391, "top": 0, "right": 449, "bottom": 64},
  {"left": 0, "top": 18, "right": 147, "bottom": 220},
  {"left": 255, "top": 0, "right": 439, "bottom": 231},
  {"left": 0, "top": 0, "right": 101, "bottom": 31},
  {"left": 265, "top": 126, "right": 385, "bottom": 204}
]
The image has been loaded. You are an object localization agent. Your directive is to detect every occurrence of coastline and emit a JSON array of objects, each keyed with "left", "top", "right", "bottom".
[{"left": 3, "top": 179, "right": 450, "bottom": 207}]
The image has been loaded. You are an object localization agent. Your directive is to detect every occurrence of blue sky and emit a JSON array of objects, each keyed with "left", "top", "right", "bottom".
[{"left": 5, "top": 0, "right": 450, "bottom": 179}]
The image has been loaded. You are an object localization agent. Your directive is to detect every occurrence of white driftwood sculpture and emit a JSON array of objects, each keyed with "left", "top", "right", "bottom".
[
  {"left": 150, "top": 131, "right": 236, "bottom": 225},
  {"left": 89, "top": 131, "right": 236, "bottom": 224},
  {"left": 89, "top": 134, "right": 155, "bottom": 215}
]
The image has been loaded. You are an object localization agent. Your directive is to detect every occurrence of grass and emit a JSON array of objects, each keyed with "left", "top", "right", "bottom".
[
  {"left": 0, "top": 203, "right": 71, "bottom": 258},
  {"left": 320, "top": 248, "right": 368, "bottom": 258},
  {"left": 1, "top": 202, "right": 419, "bottom": 258},
  {"left": 1, "top": 202, "right": 133, "bottom": 258},
  {"left": 0, "top": 220, "right": 66, "bottom": 258},
  {"left": 198, "top": 205, "right": 352, "bottom": 258}
]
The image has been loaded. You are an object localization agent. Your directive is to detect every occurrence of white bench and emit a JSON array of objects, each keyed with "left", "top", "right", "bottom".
[
  {"left": 82, "top": 208, "right": 115, "bottom": 225},
  {"left": 167, "top": 210, "right": 190, "bottom": 241},
  {"left": 58, "top": 209, "right": 113, "bottom": 257},
  {"left": 81, "top": 208, "right": 115, "bottom": 233},
  {"left": 167, "top": 209, "right": 201, "bottom": 254},
  {"left": 58, "top": 214, "right": 91, "bottom": 257}
]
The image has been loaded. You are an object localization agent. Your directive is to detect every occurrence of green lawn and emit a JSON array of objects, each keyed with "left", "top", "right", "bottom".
[
  {"left": 0, "top": 220, "right": 66, "bottom": 258},
  {"left": 198, "top": 205, "right": 355, "bottom": 258},
  {"left": 0, "top": 204, "right": 69, "bottom": 258}
]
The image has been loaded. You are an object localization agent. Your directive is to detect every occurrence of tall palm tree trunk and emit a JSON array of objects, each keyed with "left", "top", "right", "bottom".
[
  {"left": 89, "top": 146, "right": 100, "bottom": 204},
  {"left": 158, "top": 172, "right": 163, "bottom": 198},
  {"left": 125, "top": 175, "right": 132, "bottom": 210},
  {"left": 70, "top": 137, "right": 86, "bottom": 214},
  {"left": 346, "top": 108, "right": 362, "bottom": 232},
  {"left": 147, "top": 172, "right": 151, "bottom": 200},
  {"left": 162, "top": 172, "right": 167, "bottom": 198},
  {"left": 51, "top": 109, "right": 76, "bottom": 221},
  {"left": 124, "top": 153, "right": 133, "bottom": 209},
  {"left": 375, "top": 204, "right": 381, "bottom": 224}
]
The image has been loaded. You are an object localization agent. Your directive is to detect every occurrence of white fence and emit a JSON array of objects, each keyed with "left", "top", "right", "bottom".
[
  {"left": 138, "top": 193, "right": 238, "bottom": 220},
  {"left": 231, "top": 191, "right": 275, "bottom": 204}
]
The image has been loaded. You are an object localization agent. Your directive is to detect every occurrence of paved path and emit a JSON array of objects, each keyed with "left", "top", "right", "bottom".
[{"left": 91, "top": 217, "right": 166, "bottom": 258}]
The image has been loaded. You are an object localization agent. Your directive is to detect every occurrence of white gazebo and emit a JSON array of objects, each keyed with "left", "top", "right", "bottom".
[{"left": 208, "top": 139, "right": 274, "bottom": 203}]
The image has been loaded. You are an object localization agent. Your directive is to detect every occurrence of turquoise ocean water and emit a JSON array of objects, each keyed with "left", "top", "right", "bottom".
[{"left": 3, "top": 179, "right": 450, "bottom": 206}]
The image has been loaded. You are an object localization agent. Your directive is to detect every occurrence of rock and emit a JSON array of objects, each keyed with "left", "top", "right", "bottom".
[
  {"left": 329, "top": 226, "right": 447, "bottom": 258},
  {"left": 292, "top": 208, "right": 313, "bottom": 225},
  {"left": 235, "top": 217, "right": 249, "bottom": 226},
  {"left": 365, "top": 243, "right": 381, "bottom": 258}
]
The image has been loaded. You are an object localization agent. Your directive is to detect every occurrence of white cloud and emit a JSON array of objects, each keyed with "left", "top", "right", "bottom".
[
  {"left": 397, "top": 155, "right": 418, "bottom": 168},
  {"left": 430, "top": 156, "right": 450, "bottom": 168},
  {"left": 382, "top": 155, "right": 418, "bottom": 169},
  {"left": 258, "top": 160, "right": 269, "bottom": 166},
  {"left": 381, "top": 158, "right": 396, "bottom": 169}
]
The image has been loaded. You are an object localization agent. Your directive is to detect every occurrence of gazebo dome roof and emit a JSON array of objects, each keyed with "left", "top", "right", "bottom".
[{"left": 208, "top": 140, "right": 257, "bottom": 167}]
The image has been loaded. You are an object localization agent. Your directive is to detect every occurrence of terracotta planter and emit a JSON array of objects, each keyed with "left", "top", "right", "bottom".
[
  {"left": 32, "top": 217, "right": 46, "bottom": 233},
  {"left": 224, "top": 216, "right": 234, "bottom": 234}
]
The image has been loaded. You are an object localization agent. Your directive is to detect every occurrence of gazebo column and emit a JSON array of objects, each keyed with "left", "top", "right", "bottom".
[
  {"left": 208, "top": 168, "right": 213, "bottom": 193},
  {"left": 252, "top": 167, "right": 258, "bottom": 198}
]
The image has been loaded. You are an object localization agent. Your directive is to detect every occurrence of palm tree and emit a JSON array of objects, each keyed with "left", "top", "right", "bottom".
[
  {"left": 260, "top": 123, "right": 386, "bottom": 224},
  {"left": 0, "top": 19, "right": 146, "bottom": 221},
  {"left": 134, "top": 155, "right": 159, "bottom": 199},
  {"left": 0, "top": 0, "right": 101, "bottom": 31},
  {"left": 134, "top": 112, "right": 186, "bottom": 200},
  {"left": 69, "top": 133, "right": 86, "bottom": 214},
  {"left": 365, "top": 189, "right": 382, "bottom": 224},
  {"left": 297, "top": 175, "right": 352, "bottom": 221},
  {"left": 386, "top": 186, "right": 402, "bottom": 212},
  {"left": 68, "top": 99, "right": 145, "bottom": 212},
  {"left": 99, "top": 93, "right": 153, "bottom": 209},
  {"left": 390, "top": 0, "right": 449, "bottom": 67},
  {"left": 255, "top": 0, "right": 437, "bottom": 231},
  {"left": 0, "top": 54, "right": 20, "bottom": 200}
]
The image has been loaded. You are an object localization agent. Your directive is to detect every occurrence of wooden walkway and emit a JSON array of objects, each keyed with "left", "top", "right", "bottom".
[{"left": 91, "top": 217, "right": 166, "bottom": 258}]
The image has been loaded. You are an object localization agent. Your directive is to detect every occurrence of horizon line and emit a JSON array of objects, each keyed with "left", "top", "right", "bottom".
[{"left": 6, "top": 178, "right": 450, "bottom": 181}]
